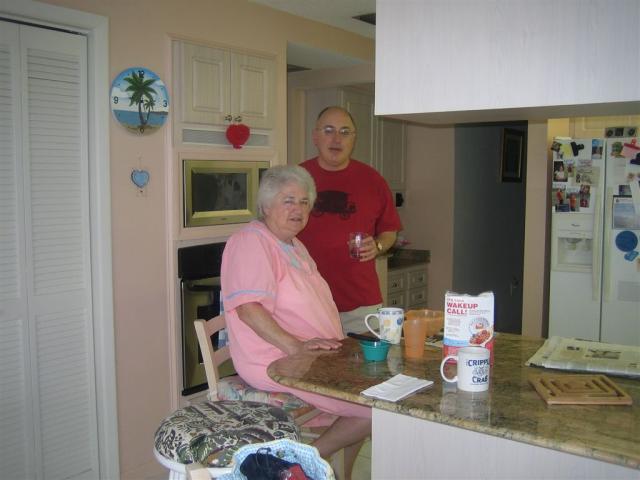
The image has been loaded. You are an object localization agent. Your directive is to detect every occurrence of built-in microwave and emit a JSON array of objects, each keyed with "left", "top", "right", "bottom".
[{"left": 183, "top": 159, "right": 269, "bottom": 227}]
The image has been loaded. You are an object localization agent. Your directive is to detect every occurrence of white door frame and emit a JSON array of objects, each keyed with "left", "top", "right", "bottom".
[{"left": 0, "top": 1, "right": 118, "bottom": 478}]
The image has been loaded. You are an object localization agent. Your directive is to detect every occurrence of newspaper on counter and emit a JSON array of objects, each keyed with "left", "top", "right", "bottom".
[
  {"left": 526, "top": 336, "right": 640, "bottom": 378},
  {"left": 361, "top": 374, "right": 434, "bottom": 402}
]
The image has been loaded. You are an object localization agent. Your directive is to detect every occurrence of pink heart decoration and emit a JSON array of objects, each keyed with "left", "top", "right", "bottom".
[{"left": 225, "top": 123, "right": 250, "bottom": 149}]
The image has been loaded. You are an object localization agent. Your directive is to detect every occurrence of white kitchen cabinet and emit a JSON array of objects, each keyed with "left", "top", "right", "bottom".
[
  {"left": 376, "top": 0, "right": 640, "bottom": 124},
  {"left": 387, "top": 270, "right": 406, "bottom": 308},
  {"left": 176, "top": 40, "right": 275, "bottom": 130},
  {"left": 407, "top": 267, "right": 428, "bottom": 307},
  {"left": 373, "top": 408, "right": 638, "bottom": 479},
  {"left": 387, "top": 291, "right": 406, "bottom": 309},
  {"left": 341, "top": 88, "right": 375, "bottom": 168},
  {"left": 376, "top": 118, "right": 406, "bottom": 191},
  {"left": 387, "top": 263, "right": 428, "bottom": 310}
]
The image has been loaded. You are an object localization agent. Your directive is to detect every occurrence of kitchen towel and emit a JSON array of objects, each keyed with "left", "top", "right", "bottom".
[{"left": 361, "top": 374, "right": 433, "bottom": 402}]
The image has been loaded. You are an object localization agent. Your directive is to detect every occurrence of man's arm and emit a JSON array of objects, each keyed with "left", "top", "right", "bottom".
[{"left": 374, "top": 231, "right": 397, "bottom": 255}]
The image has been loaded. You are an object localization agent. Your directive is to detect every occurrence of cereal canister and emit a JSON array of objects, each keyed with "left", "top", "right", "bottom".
[{"left": 443, "top": 291, "right": 495, "bottom": 364}]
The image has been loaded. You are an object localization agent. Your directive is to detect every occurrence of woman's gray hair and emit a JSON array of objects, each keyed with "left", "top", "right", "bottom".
[{"left": 256, "top": 165, "right": 317, "bottom": 220}]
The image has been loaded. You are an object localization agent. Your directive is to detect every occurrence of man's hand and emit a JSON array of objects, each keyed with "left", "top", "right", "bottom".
[
  {"left": 354, "top": 231, "right": 397, "bottom": 262},
  {"left": 356, "top": 235, "right": 378, "bottom": 262}
]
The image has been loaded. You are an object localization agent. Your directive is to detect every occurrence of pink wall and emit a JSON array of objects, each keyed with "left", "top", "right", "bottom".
[{"left": 38, "top": 0, "right": 374, "bottom": 477}]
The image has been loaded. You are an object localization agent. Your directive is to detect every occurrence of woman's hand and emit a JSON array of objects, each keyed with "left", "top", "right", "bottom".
[{"left": 295, "top": 337, "right": 342, "bottom": 354}]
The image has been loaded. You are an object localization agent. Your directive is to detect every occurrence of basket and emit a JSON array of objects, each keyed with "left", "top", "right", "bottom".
[{"left": 217, "top": 438, "right": 335, "bottom": 480}]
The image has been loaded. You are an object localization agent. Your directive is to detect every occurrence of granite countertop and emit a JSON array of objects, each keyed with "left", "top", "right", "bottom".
[
  {"left": 267, "top": 333, "right": 640, "bottom": 470},
  {"left": 387, "top": 248, "right": 430, "bottom": 270}
]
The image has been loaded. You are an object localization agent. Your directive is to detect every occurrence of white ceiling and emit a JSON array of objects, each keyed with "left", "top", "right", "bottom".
[
  {"left": 250, "top": 0, "right": 376, "bottom": 70},
  {"left": 250, "top": 0, "right": 376, "bottom": 38},
  {"left": 287, "top": 42, "right": 368, "bottom": 70}
]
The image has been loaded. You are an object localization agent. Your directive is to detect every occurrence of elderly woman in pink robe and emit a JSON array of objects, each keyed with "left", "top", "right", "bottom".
[{"left": 221, "top": 165, "right": 371, "bottom": 479}]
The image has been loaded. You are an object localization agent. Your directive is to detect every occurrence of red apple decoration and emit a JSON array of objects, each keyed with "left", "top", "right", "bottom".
[{"left": 225, "top": 123, "right": 250, "bottom": 149}]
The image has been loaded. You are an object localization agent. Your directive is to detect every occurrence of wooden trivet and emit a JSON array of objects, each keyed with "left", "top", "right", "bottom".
[{"left": 528, "top": 373, "right": 632, "bottom": 405}]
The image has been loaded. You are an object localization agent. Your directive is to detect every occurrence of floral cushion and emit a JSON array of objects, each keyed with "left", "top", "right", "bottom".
[
  {"left": 154, "top": 400, "right": 299, "bottom": 468},
  {"left": 217, "top": 375, "right": 308, "bottom": 412}
]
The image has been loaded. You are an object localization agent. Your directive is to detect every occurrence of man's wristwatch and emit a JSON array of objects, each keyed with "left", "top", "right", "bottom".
[{"left": 375, "top": 240, "right": 384, "bottom": 254}]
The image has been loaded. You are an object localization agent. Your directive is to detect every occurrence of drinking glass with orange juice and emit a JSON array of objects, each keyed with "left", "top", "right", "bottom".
[{"left": 403, "top": 309, "right": 444, "bottom": 358}]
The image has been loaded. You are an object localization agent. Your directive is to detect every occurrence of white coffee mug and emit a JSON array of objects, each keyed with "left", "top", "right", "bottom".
[
  {"left": 365, "top": 307, "right": 404, "bottom": 344},
  {"left": 440, "top": 346, "right": 491, "bottom": 392}
]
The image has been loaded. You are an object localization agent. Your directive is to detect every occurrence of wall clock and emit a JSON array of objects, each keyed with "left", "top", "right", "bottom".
[{"left": 110, "top": 67, "right": 169, "bottom": 134}]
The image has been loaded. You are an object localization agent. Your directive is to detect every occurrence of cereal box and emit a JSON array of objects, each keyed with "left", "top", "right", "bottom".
[{"left": 444, "top": 291, "right": 495, "bottom": 364}]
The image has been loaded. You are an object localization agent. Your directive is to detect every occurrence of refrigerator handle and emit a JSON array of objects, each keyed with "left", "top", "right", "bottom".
[
  {"left": 592, "top": 192, "right": 602, "bottom": 301},
  {"left": 601, "top": 187, "right": 613, "bottom": 303}
]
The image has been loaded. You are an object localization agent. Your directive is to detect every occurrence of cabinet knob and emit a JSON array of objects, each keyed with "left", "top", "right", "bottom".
[
  {"left": 224, "top": 114, "right": 233, "bottom": 122},
  {"left": 234, "top": 115, "right": 242, "bottom": 123}
]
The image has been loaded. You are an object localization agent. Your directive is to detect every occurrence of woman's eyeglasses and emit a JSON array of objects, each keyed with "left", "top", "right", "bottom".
[{"left": 317, "top": 125, "right": 356, "bottom": 138}]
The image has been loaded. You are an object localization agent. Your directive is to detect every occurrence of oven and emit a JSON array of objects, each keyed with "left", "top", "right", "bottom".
[{"left": 178, "top": 242, "right": 226, "bottom": 396}]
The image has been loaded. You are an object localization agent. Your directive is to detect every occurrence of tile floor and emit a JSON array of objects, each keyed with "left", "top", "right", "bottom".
[{"left": 351, "top": 438, "right": 372, "bottom": 480}]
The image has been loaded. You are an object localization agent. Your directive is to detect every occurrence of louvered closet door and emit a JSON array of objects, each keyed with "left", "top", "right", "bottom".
[
  {"left": 0, "top": 21, "right": 32, "bottom": 480},
  {"left": 0, "top": 21, "right": 99, "bottom": 479}
]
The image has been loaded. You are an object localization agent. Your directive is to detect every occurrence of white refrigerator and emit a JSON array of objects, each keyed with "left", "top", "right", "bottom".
[{"left": 549, "top": 136, "right": 640, "bottom": 346}]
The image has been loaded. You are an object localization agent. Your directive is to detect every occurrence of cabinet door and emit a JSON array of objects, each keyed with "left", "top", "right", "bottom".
[
  {"left": 387, "top": 291, "right": 405, "bottom": 309},
  {"left": 180, "top": 42, "right": 231, "bottom": 126},
  {"left": 304, "top": 88, "right": 341, "bottom": 159},
  {"left": 387, "top": 272, "right": 406, "bottom": 293},
  {"left": 407, "top": 287, "right": 428, "bottom": 308},
  {"left": 408, "top": 268, "right": 428, "bottom": 289},
  {"left": 341, "top": 89, "right": 375, "bottom": 168},
  {"left": 377, "top": 118, "right": 406, "bottom": 190},
  {"left": 231, "top": 53, "right": 276, "bottom": 130}
]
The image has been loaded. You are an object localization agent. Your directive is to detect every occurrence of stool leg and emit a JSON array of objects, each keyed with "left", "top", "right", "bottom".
[
  {"left": 168, "top": 469, "right": 187, "bottom": 480},
  {"left": 186, "top": 463, "right": 211, "bottom": 480}
]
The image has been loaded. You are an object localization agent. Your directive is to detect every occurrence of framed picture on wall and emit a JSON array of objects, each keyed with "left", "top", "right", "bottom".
[{"left": 501, "top": 128, "right": 525, "bottom": 182}]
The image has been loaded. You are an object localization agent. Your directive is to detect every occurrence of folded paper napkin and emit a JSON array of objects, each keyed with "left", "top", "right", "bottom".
[{"left": 361, "top": 374, "right": 434, "bottom": 402}]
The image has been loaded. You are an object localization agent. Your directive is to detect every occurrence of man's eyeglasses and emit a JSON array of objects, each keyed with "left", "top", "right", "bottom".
[{"left": 317, "top": 125, "right": 356, "bottom": 138}]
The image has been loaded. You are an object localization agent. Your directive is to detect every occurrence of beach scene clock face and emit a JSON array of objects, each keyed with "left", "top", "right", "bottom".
[{"left": 110, "top": 67, "right": 169, "bottom": 134}]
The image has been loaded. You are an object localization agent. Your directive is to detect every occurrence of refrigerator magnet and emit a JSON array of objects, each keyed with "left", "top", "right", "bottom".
[
  {"left": 612, "top": 196, "right": 640, "bottom": 229},
  {"left": 621, "top": 139, "right": 639, "bottom": 159},
  {"left": 560, "top": 143, "right": 573, "bottom": 158},
  {"left": 623, "top": 250, "right": 638, "bottom": 262},
  {"left": 570, "top": 141, "right": 586, "bottom": 157},
  {"left": 615, "top": 230, "right": 638, "bottom": 253}
]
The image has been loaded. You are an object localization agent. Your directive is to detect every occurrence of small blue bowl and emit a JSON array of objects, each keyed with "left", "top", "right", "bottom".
[{"left": 359, "top": 339, "right": 391, "bottom": 362}]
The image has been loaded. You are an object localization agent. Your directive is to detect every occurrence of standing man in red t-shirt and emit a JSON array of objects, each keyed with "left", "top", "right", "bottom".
[{"left": 298, "top": 106, "right": 403, "bottom": 334}]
